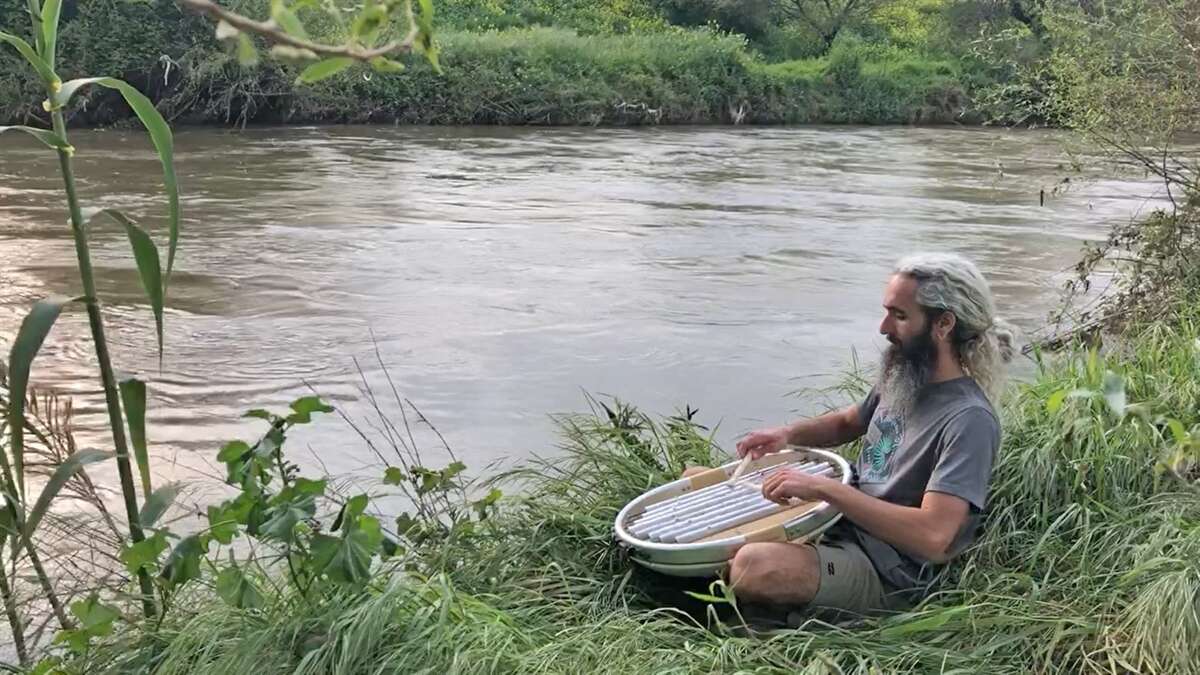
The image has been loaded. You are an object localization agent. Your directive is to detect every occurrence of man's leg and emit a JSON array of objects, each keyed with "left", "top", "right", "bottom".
[
  {"left": 728, "top": 539, "right": 892, "bottom": 620},
  {"left": 727, "top": 542, "right": 821, "bottom": 606}
]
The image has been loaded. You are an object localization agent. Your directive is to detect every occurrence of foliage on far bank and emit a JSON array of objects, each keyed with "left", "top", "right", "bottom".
[{"left": 0, "top": 0, "right": 1008, "bottom": 126}]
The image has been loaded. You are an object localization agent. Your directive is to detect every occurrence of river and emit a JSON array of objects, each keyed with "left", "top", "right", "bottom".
[{"left": 0, "top": 125, "right": 1163, "bottom": 484}]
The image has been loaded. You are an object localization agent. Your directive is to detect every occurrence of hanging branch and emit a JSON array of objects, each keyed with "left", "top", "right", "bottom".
[{"left": 177, "top": 0, "right": 421, "bottom": 62}]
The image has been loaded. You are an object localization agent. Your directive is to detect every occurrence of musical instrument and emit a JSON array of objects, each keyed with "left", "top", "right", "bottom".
[{"left": 614, "top": 448, "right": 851, "bottom": 577}]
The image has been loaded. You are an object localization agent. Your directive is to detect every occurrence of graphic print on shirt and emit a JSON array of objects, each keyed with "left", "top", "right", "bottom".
[{"left": 862, "top": 413, "right": 904, "bottom": 482}]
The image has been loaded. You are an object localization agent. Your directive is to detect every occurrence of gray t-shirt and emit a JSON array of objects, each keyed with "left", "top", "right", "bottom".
[{"left": 841, "top": 376, "right": 999, "bottom": 597}]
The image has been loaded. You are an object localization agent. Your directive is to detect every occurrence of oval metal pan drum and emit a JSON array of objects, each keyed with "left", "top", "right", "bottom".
[{"left": 613, "top": 448, "right": 851, "bottom": 577}]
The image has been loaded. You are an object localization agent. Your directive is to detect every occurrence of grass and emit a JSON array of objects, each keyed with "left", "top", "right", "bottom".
[{"left": 58, "top": 300, "right": 1200, "bottom": 674}]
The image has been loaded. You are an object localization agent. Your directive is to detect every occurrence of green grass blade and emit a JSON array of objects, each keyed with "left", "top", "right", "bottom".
[
  {"left": 139, "top": 482, "right": 182, "bottom": 529},
  {"left": 24, "top": 449, "right": 113, "bottom": 538},
  {"left": 0, "top": 125, "right": 70, "bottom": 151},
  {"left": 55, "top": 78, "right": 179, "bottom": 287},
  {"left": 0, "top": 31, "right": 57, "bottom": 85},
  {"left": 7, "top": 296, "right": 76, "bottom": 499},
  {"left": 118, "top": 377, "right": 153, "bottom": 495},
  {"left": 97, "top": 210, "right": 164, "bottom": 359},
  {"left": 296, "top": 57, "right": 353, "bottom": 84},
  {"left": 40, "top": 0, "right": 61, "bottom": 69}
]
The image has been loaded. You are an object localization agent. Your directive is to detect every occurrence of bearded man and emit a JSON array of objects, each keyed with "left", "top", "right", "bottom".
[{"left": 717, "top": 253, "right": 1016, "bottom": 617}]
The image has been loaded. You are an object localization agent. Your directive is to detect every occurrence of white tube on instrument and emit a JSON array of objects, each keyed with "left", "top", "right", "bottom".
[
  {"left": 640, "top": 461, "right": 814, "bottom": 514},
  {"left": 644, "top": 491, "right": 769, "bottom": 541},
  {"left": 633, "top": 460, "right": 827, "bottom": 525},
  {"left": 630, "top": 462, "right": 838, "bottom": 541},
  {"left": 663, "top": 465, "right": 838, "bottom": 543}
]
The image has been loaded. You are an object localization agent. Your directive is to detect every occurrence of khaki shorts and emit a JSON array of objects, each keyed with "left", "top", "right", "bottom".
[{"left": 808, "top": 538, "right": 908, "bottom": 617}]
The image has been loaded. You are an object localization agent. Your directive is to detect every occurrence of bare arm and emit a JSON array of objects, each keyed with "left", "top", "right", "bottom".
[
  {"left": 785, "top": 403, "right": 868, "bottom": 448},
  {"left": 737, "top": 403, "right": 867, "bottom": 458},
  {"left": 762, "top": 471, "right": 970, "bottom": 563}
]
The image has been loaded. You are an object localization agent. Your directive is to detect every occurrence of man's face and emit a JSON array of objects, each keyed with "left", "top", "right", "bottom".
[
  {"left": 879, "top": 274, "right": 930, "bottom": 350},
  {"left": 877, "top": 274, "right": 941, "bottom": 412}
]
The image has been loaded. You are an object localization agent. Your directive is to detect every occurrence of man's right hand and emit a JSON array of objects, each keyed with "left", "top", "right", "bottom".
[{"left": 736, "top": 425, "right": 790, "bottom": 459}]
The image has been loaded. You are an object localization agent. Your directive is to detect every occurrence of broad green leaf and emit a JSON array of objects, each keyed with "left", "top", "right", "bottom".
[
  {"left": 395, "top": 512, "right": 420, "bottom": 537},
  {"left": 383, "top": 466, "right": 404, "bottom": 485},
  {"left": 207, "top": 498, "right": 251, "bottom": 545},
  {"left": 236, "top": 34, "right": 259, "bottom": 66},
  {"left": 119, "top": 530, "right": 168, "bottom": 575},
  {"left": 296, "top": 57, "right": 353, "bottom": 85},
  {"left": 287, "top": 395, "right": 333, "bottom": 424},
  {"left": 97, "top": 210, "right": 164, "bottom": 358},
  {"left": 138, "top": 482, "right": 182, "bottom": 528},
  {"left": 312, "top": 515, "right": 383, "bottom": 585},
  {"left": 415, "top": 0, "right": 440, "bottom": 72},
  {"left": 1045, "top": 388, "right": 1068, "bottom": 414},
  {"left": 53, "top": 78, "right": 179, "bottom": 288},
  {"left": 1165, "top": 418, "right": 1188, "bottom": 444},
  {"left": 55, "top": 594, "right": 119, "bottom": 653},
  {"left": 253, "top": 426, "right": 284, "bottom": 459},
  {"left": 259, "top": 494, "right": 316, "bottom": 543},
  {"left": 472, "top": 488, "right": 502, "bottom": 519},
  {"left": 270, "top": 0, "right": 309, "bottom": 39},
  {"left": 443, "top": 461, "right": 466, "bottom": 481},
  {"left": 161, "top": 534, "right": 207, "bottom": 588},
  {"left": 0, "top": 125, "right": 70, "bottom": 151},
  {"left": 350, "top": 4, "right": 387, "bottom": 42},
  {"left": 41, "top": 0, "right": 62, "bottom": 68},
  {"left": 72, "top": 594, "right": 120, "bottom": 632},
  {"left": 216, "top": 563, "right": 263, "bottom": 609},
  {"left": 333, "top": 493, "right": 369, "bottom": 532},
  {"left": 293, "top": 477, "right": 327, "bottom": 496},
  {"left": 24, "top": 449, "right": 113, "bottom": 537},
  {"left": 243, "top": 408, "right": 274, "bottom": 421},
  {"left": 0, "top": 31, "right": 57, "bottom": 85},
  {"left": 118, "top": 376, "right": 152, "bottom": 495},
  {"left": 7, "top": 296, "right": 76, "bottom": 497},
  {"left": 291, "top": 395, "right": 334, "bottom": 415},
  {"left": 369, "top": 56, "right": 405, "bottom": 73},
  {"left": 217, "top": 440, "right": 251, "bottom": 464}
]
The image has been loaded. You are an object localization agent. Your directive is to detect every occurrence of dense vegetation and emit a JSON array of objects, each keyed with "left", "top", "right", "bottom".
[{"left": 1, "top": 0, "right": 1076, "bottom": 126}]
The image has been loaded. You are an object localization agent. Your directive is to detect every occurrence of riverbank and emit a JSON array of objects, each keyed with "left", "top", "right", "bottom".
[
  {"left": 59, "top": 290, "right": 1200, "bottom": 673},
  {"left": 2, "top": 27, "right": 974, "bottom": 127}
]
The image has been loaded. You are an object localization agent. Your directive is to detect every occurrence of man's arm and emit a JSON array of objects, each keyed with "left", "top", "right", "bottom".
[
  {"left": 816, "top": 484, "right": 969, "bottom": 564},
  {"left": 785, "top": 404, "right": 868, "bottom": 447},
  {"left": 737, "top": 404, "right": 867, "bottom": 458},
  {"left": 761, "top": 470, "right": 970, "bottom": 563}
]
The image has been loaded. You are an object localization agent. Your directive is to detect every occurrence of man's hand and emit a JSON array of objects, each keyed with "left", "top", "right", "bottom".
[
  {"left": 760, "top": 467, "right": 839, "bottom": 503},
  {"left": 736, "top": 426, "right": 789, "bottom": 459}
]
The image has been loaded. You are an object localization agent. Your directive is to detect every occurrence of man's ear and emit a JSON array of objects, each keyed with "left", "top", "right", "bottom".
[{"left": 936, "top": 311, "right": 957, "bottom": 341}]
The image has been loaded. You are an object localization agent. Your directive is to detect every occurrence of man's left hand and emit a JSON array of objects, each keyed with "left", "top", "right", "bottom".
[{"left": 761, "top": 467, "right": 838, "bottom": 503}]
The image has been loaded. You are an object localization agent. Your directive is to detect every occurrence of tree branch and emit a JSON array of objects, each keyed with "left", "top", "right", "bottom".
[{"left": 177, "top": 0, "right": 419, "bottom": 62}]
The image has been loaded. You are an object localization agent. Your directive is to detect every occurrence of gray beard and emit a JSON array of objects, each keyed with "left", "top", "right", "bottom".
[{"left": 879, "top": 344, "right": 934, "bottom": 417}]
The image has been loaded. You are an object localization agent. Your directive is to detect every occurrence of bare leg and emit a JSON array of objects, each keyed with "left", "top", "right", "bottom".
[
  {"left": 680, "top": 465, "right": 711, "bottom": 478},
  {"left": 726, "top": 542, "right": 821, "bottom": 606}
]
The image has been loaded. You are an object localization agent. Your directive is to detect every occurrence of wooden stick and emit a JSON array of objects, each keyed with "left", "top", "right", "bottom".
[{"left": 729, "top": 454, "right": 753, "bottom": 483}]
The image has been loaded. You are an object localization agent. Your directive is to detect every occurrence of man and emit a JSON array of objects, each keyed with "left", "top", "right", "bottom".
[{"left": 720, "top": 253, "right": 1015, "bottom": 618}]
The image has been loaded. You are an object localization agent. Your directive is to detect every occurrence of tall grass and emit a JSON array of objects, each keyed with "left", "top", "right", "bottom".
[{"left": 64, "top": 307, "right": 1200, "bottom": 674}]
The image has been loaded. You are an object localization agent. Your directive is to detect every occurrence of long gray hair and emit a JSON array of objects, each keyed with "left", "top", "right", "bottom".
[{"left": 894, "top": 253, "right": 1017, "bottom": 406}]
